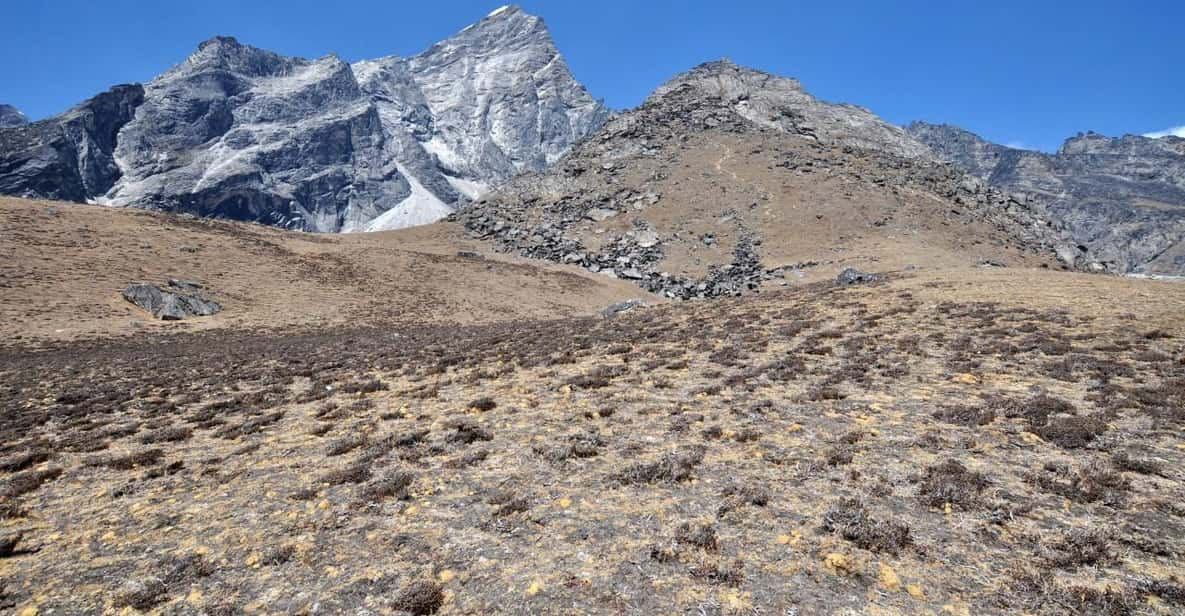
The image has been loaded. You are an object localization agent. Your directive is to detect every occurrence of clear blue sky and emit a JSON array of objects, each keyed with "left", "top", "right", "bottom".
[{"left": 2, "top": 0, "right": 1181, "bottom": 151}]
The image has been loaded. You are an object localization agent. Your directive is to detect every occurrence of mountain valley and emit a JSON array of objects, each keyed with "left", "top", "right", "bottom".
[{"left": 1, "top": 5, "right": 1185, "bottom": 616}]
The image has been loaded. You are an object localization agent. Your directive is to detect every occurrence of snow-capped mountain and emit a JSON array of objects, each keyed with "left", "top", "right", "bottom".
[{"left": 0, "top": 5, "right": 607, "bottom": 232}]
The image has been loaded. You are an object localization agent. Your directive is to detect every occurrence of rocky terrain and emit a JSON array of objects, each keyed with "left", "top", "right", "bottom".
[
  {"left": 0, "top": 6, "right": 606, "bottom": 232},
  {"left": 0, "top": 105, "right": 25, "bottom": 128},
  {"left": 2, "top": 7, "right": 1182, "bottom": 277},
  {"left": 455, "top": 61, "right": 1090, "bottom": 299},
  {"left": 2, "top": 120, "right": 1184, "bottom": 614},
  {"left": 908, "top": 122, "right": 1185, "bottom": 276}
]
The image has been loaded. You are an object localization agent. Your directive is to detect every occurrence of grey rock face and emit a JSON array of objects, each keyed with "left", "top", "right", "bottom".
[
  {"left": 407, "top": 5, "right": 610, "bottom": 184},
  {"left": 907, "top": 122, "right": 1185, "bottom": 275},
  {"left": 0, "top": 105, "right": 27, "bottom": 128},
  {"left": 122, "top": 279, "right": 221, "bottom": 320},
  {"left": 0, "top": 6, "right": 607, "bottom": 232},
  {"left": 103, "top": 37, "right": 407, "bottom": 231},
  {"left": 0, "top": 85, "right": 145, "bottom": 201}
]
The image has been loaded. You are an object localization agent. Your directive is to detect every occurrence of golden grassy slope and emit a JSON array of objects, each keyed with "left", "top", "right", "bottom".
[
  {"left": 0, "top": 197, "right": 655, "bottom": 344},
  {"left": 2, "top": 266, "right": 1184, "bottom": 614}
]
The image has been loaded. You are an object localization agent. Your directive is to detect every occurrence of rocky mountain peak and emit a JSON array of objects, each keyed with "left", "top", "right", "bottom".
[
  {"left": 641, "top": 60, "right": 929, "bottom": 159},
  {"left": 0, "top": 104, "right": 27, "bottom": 128},
  {"left": 182, "top": 35, "right": 303, "bottom": 78},
  {"left": 650, "top": 59, "right": 804, "bottom": 102},
  {"left": 416, "top": 4, "right": 546, "bottom": 63},
  {"left": 406, "top": 5, "right": 608, "bottom": 183},
  {"left": 0, "top": 7, "right": 607, "bottom": 233},
  {"left": 0, "top": 84, "right": 144, "bottom": 202},
  {"left": 1058, "top": 130, "right": 1185, "bottom": 157},
  {"left": 454, "top": 57, "right": 1086, "bottom": 299}
]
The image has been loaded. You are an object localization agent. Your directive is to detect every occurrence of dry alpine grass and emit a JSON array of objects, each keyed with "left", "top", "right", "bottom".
[{"left": 2, "top": 263, "right": 1184, "bottom": 614}]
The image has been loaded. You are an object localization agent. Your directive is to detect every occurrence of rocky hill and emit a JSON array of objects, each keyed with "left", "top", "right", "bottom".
[
  {"left": 0, "top": 6, "right": 606, "bottom": 232},
  {"left": 908, "top": 122, "right": 1185, "bottom": 275},
  {"left": 455, "top": 61, "right": 1088, "bottom": 298}
]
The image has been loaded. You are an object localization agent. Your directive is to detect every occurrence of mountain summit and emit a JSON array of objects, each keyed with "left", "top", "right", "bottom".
[
  {"left": 648, "top": 60, "right": 931, "bottom": 159},
  {"left": 0, "top": 6, "right": 607, "bottom": 232},
  {"left": 0, "top": 104, "right": 27, "bottom": 127}
]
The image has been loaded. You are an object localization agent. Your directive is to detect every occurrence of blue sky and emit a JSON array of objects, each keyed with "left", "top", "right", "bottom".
[{"left": 1, "top": 0, "right": 1181, "bottom": 151}]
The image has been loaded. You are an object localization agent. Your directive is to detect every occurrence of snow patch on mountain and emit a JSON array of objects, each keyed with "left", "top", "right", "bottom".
[
  {"left": 362, "top": 164, "right": 453, "bottom": 232},
  {"left": 445, "top": 175, "right": 488, "bottom": 200}
]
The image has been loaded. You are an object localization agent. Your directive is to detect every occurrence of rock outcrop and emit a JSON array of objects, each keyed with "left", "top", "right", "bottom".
[
  {"left": 0, "top": 5, "right": 607, "bottom": 232},
  {"left": 907, "top": 122, "right": 1185, "bottom": 275},
  {"left": 122, "top": 279, "right": 221, "bottom": 320},
  {"left": 404, "top": 5, "right": 610, "bottom": 187},
  {"left": 835, "top": 267, "right": 880, "bottom": 285}
]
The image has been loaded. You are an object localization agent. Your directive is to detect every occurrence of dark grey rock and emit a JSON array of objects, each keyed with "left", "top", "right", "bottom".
[
  {"left": 0, "top": 85, "right": 145, "bottom": 202},
  {"left": 835, "top": 267, "right": 881, "bottom": 285},
  {"left": 122, "top": 281, "right": 221, "bottom": 320},
  {"left": 167, "top": 278, "right": 203, "bottom": 289}
]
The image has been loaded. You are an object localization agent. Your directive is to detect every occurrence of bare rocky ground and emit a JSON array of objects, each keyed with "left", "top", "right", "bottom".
[{"left": 2, "top": 237, "right": 1184, "bottom": 614}]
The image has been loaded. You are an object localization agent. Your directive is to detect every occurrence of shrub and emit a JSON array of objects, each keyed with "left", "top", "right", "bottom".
[{"left": 917, "top": 460, "right": 989, "bottom": 509}]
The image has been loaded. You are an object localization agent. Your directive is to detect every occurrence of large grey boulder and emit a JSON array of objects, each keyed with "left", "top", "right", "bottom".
[
  {"left": 835, "top": 268, "right": 881, "bottom": 286},
  {"left": 122, "top": 280, "right": 221, "bottom": 320}
]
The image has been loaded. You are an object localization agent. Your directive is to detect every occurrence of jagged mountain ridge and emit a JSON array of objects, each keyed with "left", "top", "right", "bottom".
[
  {"left": 0, "top": 85, "right": 145, "bottom": 202},
  {"left": 0, "top": 5, "right": 607, "bottom": 232},
  {"left": 907, "top": 122, "right": 1185, "bottom": 275},
  {"left": 0, "top": 104, "right": 27, "bottom": 127},
  {"left": 455, "top": 60, "right": 1081, "bottom": 298}
]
